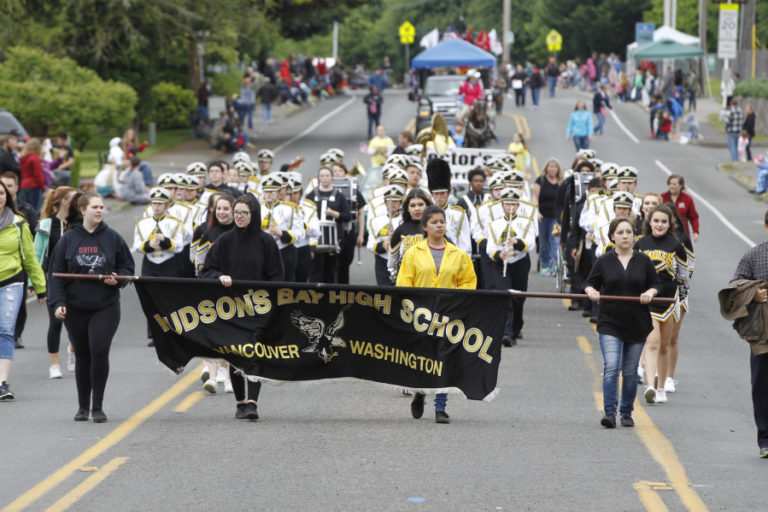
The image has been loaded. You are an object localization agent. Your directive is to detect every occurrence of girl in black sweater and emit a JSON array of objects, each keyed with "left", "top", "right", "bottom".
[
  {"left": 584, "top": 216, "right": 661, "bottom": 428},
  {"left": 201, "top": 195, "right": 284, "bottom": 421},
  {"left": 388, "top": 188, "right": 433, "bottom": 281}
]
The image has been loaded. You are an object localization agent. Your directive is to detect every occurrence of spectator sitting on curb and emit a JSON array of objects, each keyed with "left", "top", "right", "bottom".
[
  {"left": 753, "top": 155, "right": 768, "bottom": 195},
  {"left": 117, "top": 156, "right": 150, "bottom": 204}
]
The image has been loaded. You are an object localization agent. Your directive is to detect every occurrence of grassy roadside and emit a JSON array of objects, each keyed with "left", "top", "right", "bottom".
[
  {"left": 706, "top": 113, "right": 767, "bottom": 142},
  {"left": 78, "top": 129, "right": 191, "bottom": 178}
]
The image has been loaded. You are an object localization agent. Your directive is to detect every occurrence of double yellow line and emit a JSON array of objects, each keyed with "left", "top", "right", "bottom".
[
  {"left": 572, "top": 308, "right": 708, "bottom": 511},
  {"left": 2, "top": 366, "right": 202, "bottom": 512},
  {"left": 504, "top": 112, "right": 531, "bottom": 140}
]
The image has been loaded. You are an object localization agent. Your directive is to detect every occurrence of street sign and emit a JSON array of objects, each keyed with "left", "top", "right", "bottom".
[
  {"left": 399, "top": 21, "right": 415, "bottom": 45},
  {"left": 635, "top": 22, "right": 655, "bottom": 47},
  {"left": 717, "top": 3, "right": 738, "bottom": 60},
  {"left": 546, "top": 29, "right": 562, "bottom": 52}
]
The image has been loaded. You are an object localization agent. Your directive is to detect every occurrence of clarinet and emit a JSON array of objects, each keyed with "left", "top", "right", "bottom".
[{"left": 503, "top": 215, "right": 513, "bottom": 278}]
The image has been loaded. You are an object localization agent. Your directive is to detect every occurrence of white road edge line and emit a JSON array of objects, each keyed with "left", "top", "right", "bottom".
[
  {"left": 272, "top": 97, "right": 357, "bottom": 154},
  {"left": 655, "top": 159, "right": 756, "bottom": 248},
  {"left": 609, "top": 109, "right": 640, "bottom": 144}
]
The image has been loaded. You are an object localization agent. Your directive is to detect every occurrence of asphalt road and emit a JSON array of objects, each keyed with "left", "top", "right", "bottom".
[{"left": 2, "top": 87, "right": 766, "bottom": 512}]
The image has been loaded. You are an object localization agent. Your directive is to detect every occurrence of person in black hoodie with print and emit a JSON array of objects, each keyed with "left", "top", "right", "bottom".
[
  {"left": 201, "top": 195, "right": 283, "bottom": 421},
  {"left": 49, "top": 192, "right": 135, "bottom": 423}
]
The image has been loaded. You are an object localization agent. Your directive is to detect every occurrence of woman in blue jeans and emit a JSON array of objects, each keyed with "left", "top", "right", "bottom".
[
  {"left": 583, "top": 217, "right": 661, "bottom": 428},
  {"left": 0, "top": 181, "right": 47, "bottom": 400},
  {"left": 532, "top": 158, "right": 563, "bottom": 275},
  {"left": 566, "top": 100, "right": 593, "bottom": 151}
]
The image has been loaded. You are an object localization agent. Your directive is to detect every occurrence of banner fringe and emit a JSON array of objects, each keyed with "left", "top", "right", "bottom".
[{"left": 233, "top": 369, "right": 499, "bottom": 401}]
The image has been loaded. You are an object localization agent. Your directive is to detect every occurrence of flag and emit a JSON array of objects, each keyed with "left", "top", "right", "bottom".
[
  {"left": 136, "top": 279, "right": 505, "bottom": 401},
  {"left": 489, "top": 29, "right": 503, "bottom": 56},
  {"left": 475, "top": 30, "right": 490, "bottom": 51},
  {"left": 419, "top": 28, "right": 439, "bottom": 49}
]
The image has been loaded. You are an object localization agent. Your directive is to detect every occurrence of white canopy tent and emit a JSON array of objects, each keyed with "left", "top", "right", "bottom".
[{"left": 626, "top": 25, "right": 702, "bottom": 81}]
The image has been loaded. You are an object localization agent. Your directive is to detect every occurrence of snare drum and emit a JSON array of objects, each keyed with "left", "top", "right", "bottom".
[{"left": 316, "top": 220, "right": 338, "bottom": 253}]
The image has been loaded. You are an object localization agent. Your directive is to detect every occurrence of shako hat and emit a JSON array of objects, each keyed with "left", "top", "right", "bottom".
[{"left": 149, "top": 187, "right": 171, "bottom": 203}]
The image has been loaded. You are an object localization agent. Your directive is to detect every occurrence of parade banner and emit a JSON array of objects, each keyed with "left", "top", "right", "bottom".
[
  {"left": 426, "top": 147, "right": 506, "bottom": 183},
  {"left": 134, "top": 279, "right": 504, "bottom": 401}
]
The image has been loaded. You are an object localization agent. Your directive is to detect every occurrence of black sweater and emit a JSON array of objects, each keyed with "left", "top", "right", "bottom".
[
  {"left": 48, "top": 222, "right": 135, "bottom": 311},
  {"left": 200, "top": 223, "right": 284, "bottom": 282},
  {"left": 583, "top": 250, "right": 662, "bottom": 343}
]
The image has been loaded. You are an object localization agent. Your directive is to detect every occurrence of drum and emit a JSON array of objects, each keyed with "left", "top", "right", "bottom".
[
  {"left": 333, "top": 177, "right": 359, "bottom": 222},
  {"left": 316, "top": 220, "right": 338, "bottom": 253}
]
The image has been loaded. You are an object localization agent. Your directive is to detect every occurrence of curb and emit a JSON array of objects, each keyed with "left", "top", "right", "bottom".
[{"left": 715, "top": 162, "right": 767, "bottom": 200}]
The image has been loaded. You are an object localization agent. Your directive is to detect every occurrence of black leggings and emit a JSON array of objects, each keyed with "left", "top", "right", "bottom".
[
  {"left": 229, "top": 365, "right": 261, "bottom": 403},
  {"left": 47, "top": 303, "right": 69, "bottom": 354},
  {"left": 63, "top": 302, "right": 120, "bottom": 410}
]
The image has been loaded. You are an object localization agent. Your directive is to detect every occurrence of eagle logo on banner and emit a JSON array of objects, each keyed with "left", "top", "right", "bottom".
[{"left": 290, "top": 306, "right": 350, "bottom": 363}]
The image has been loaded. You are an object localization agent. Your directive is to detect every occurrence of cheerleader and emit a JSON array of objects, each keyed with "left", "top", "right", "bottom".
[
  {"left": 193, "top": 193, "right": 235, "bottom": 394},
  {"left": 133, "top": 188, "right": 185, "bottom": 346},
  {"left": 388, "top": 188, "right": 433, "bottom": 280},
  {"left": 485, "top": 188, "right": 536, "bottom": 346},
  {"left": 367, "top": 185, "right": 403, "bottom": 285},
  {"left": 634, "top": 204, "right": 688, "bottom": 404},
  {"left": 425, "top": 158, "right": 471, "bottom": 255},
  {"left": 260, "top": 174, "right": 304, "bottom": 281},
  {"left": 307, "top": 167, "right": 350, "bottom": 283}
]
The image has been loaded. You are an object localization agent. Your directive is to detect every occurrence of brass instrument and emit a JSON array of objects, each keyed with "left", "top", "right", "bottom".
[{"left": 350, "top": 160, "right": 367, "bottom": 177}]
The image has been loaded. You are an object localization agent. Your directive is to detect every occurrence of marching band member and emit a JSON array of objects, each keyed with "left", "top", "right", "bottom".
[
  {"left": 458, "top": 167, "right": 489, "bottom": 285},
  {"left": 486, "top": 187, "right": 536, "bottom": 346},
  {"left": 307, "top": 167, "right": 350, "bottom": 283},
  {"left": 593, "top": 191, "right": 636, "bottom": 256},
  {"left": 231, "top": 159, "right": 253, "bottom": 194},
  {"left": 199, "top": 162, "right": 241, "bottom": 207},
  {"left": 367, "top": 185, "right": 403, "bottom": 285},
  {"left": 133, "top": 187, "right": 184, "bottom": 346},
  {"left": 144, "top": 175, "right": 194, "bottom": 278},
  {"left": 260, "top": 174, "right": 304, "bottom": 281},
  {"left": 304, "top": 151, "right": 340, "bottom": 197},
  {"left": 331, "top": 163, "right": 366, "bottom": 284},
  {"left": 397, "top": 205, "right": 476, "bottom": 424},
  {"left": 475, "top": 172, "right": 508, "bottom": 289},
  {"left": 256, "top": 149, "right": 274, "bottom": 175},
  {"left": 634, "top": 204, "right": 688, "bottom": 405},
  {"left": 289, "top": 173, "right": 319, "bottom": 283},
  {"left": 616, "top": 166, "right": 642, "bottom": 216},
  {"left": 405, "top": 161, "right": 426, "bottom": 193},
  {"left": 388, "top": 188, "right": 432, "bottom": 280},
  {"left": 366, "top": 164, "right": 406, "bottom": 220},
  {"left": 186, "top": 161, "right": 208, "bottom": 192},
  {"left": 425, "top": 158, "right": 471, "bottom": 255}
]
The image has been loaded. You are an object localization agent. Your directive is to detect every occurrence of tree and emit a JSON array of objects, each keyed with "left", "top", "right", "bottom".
[{"left": 0, "top": 47, "right": 137, "bottom": 150}]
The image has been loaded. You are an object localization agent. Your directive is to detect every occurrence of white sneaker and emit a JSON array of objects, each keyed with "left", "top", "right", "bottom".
[
  {"left": 200, "top": 366, "right": 210, "bottom": 384},
  {"left": 203, "top": 378, "right": 217, "bottom": 394},
  {"left": 644, "top": 386, "right": 656, "bottom": 404},
  {"left": 656, "top": 388, "right": 668, "bottom": 403},
  {"left": 664, "top": 377, "right": 677, "bottom": 393},
  {"left": 215, "top": 367, "right": 228, "bottom": 383},
  {"left": 224, "top": 381, "right": 233, "bottom": 393},
  {"left": 637, "top": 367, "right": 646, "bottom": 385},
  {"left": 67, "top": 351, "right": 76, "bottom": 372},
  {"left": 49, "top": 365, "right": 63, "bottom": 379}
]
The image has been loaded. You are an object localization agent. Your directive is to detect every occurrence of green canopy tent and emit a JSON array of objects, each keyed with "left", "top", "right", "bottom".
[{"left": 632, "top": 39, "right": 705, "bottom": 60}]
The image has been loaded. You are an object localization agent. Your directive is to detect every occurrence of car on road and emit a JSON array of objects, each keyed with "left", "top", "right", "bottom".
[
  {"left": 415, "top": 75, "right": 464, "bottom": 133},
  {"left": 0, "top": 109, "right": 28, "bottom": 140}
]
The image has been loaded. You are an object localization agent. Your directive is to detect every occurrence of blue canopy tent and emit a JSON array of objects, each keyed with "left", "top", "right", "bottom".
[{"left": 412, "top": 38, "right": 496, "bottom": 69}]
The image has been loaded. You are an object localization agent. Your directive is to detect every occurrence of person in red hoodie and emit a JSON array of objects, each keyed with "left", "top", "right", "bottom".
[
  {"left": 661, "top": 174, "right": 699, "bottom": 241},
  {"left": 20, "top": 138, "right": 45, "bottom": 211}
]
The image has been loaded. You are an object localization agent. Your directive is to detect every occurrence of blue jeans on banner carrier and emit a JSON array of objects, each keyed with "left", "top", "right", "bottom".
[
  {"left": 727, "top": 132, "right": 740, "bottom": 161},
  {"left": 573, "top": 136, "right": 590, "bottom": 151},
  {"left": 538, "top": 217, "right": 559, "bottom": 270},
  {"left": 594, "top": 112, "right": 605, "bottom": 135},
  {"left": 599, "top": 334, "right": 644, "bottom": 416},
  {"left": 0, "top": 283, "right": 24, "bottom": 360},
  {"left": 435, "top": 393, "right": 447, "bottom": 412},
  {"left": 548, "top": 76, "right": 557, "bottom": 97}
]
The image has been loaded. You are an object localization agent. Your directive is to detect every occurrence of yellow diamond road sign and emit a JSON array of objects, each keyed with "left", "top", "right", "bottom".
[
  {"left": 399, "top": 21, "right": 415, "bottom": 44},
  {"left": 546, "top": 29, "right": 562, "bottom": 52}
]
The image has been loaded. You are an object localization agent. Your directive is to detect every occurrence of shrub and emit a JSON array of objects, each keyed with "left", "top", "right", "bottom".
[
  {"left": 210, "top": 68, "right": 244, "bottom": 98},
  {"left": 146, "top": 82, "right": 196, "bottom": 129},
  {"left": 735, "top": 78, "right": 768, "bottom": 100},
  {"left": 0, "top": 46, "right": 137, "bottom": 151}
]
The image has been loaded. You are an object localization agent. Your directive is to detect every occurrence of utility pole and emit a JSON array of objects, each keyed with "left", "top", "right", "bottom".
[
  {"left": 333, "top": 21, "right": 339, "bottom": 61},
  {"left": 740, "top": 0, "right": 756, "bottom": 77},
  {"left": 502, "top": 0, "right": 510, "bottom": 67},
  {"left": 699, "top": 0, "right": 710, "bottom": 97}
]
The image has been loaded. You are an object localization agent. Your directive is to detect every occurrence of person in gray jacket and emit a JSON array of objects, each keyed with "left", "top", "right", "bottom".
[{"left": 118, "top": 156, "right": 150, "bottom": 205}]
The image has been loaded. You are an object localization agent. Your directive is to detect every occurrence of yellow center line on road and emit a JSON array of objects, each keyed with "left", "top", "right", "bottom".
[
  {"left": 503, "top": 112, "right": 523, "bottom": 135},
  {"left": 634, "top": 481, "right": 671, "bottom": 512},
  {"left": 569, "top": 305, "right": 708, "bottom": 511},
  {"left": 44, "top": 457, "right": 129, "bottom": 512},
  {"left": 531, "top": 156, "right": 539, "bottom": 180},
  {"left": 173, "top": 391, "right": 205, "bottom": 413},
  {"left": 1, "top": 365, "right": 202, "bottom": 512}
]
